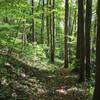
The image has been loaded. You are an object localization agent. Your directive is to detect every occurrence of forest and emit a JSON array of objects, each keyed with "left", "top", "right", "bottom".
[{"left": 0, "top": 0, "right": 100, "bottom": 100}]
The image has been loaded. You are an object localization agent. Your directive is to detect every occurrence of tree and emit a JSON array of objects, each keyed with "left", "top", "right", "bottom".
[
  {"left": 93, "top": 0, "right": 100, "bottom": 99},
  {"left": 46, "top": 0, "right": 50, "bottom": 46},
  {"left": 77, "top": 0, "right": 85, "bottom": 82},
  {"left": 52, "top": 0, "right": 55, "bottom": 62},
  {"left": 64, "top": 0, "right": 69, "bottom": 68},
  {"left": 31, "top": 0, "right": 36, "bottom": 44},
  {"left": 85, "top": 0, "right": 92, "bottom": 80},
  {"left": 50, "top": 0, "right": 55, "bottom": 63},
  {"left": 40, "top": 0, "right": 45, "bottom": 44}
]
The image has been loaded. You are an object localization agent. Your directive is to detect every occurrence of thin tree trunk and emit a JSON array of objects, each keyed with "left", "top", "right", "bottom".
[
  {"left": 40, "top": 0, "right": 45, "bottom": 44},
  {"left": 52, "top": 0, "right": 55, "bottom": 62},
  {"left": 50, "top": 0, "right": 55, "bottom": 63},
  {"left": 32, "top": 0, "right": 36, "bottom": 45},
  {"left": 46, "top": 0, "right": 50, "bottom": 46},
  {"left": 50, "top": 0, "right": 53, "bottom": 62},
  {"left": 64, "top": 0, "right": 69, "bottom": 68}
]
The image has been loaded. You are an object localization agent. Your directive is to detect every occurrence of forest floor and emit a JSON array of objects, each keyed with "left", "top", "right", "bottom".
[{"left": 0, "top": 53, "right": 90, "bottom": 100}]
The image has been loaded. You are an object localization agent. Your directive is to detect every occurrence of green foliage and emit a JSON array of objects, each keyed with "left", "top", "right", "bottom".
[{"left": 0, "top": 0, "right": 98, "bottom": 99}]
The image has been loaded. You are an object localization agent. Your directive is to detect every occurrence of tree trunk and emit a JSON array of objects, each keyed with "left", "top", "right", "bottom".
[
  {"left": 31, "top": 0, "right": 36, "bottom": 45},
  {"left": 78, "top": 0, "right": 85, "bottom": 82},
  {"left": 40, "top": 0, "right": 45, "bottom": 44},
  {"left": 46, "top": 0, "right": 50, "bottom": 46},
  {"left": 93, "top": 0, "right": 100, "bottom": 99},
  {"left": 52, "top": 0, "right": 55, "bottom": 62},
  {"left": 64, "top": 0, "right": 69, "bottom": 68},
  {"left": 50, "top": 0, "right": 55, "bottom": 63},
  {"left": 85, "top": 0, "right": 92, "bottom": 80}
]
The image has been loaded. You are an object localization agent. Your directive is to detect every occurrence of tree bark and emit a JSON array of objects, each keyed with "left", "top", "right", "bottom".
[
  {"left": 46, "top": 0, "right": 50, "bottom": 46},
  {"left": 40, "top": 0, "right": 45, "bottom": 44},
  {"left": 64, "top": 0, "right": 69, "bottom": 68},
  {"left": 93, "top": 0, "right": 100, "bottom": 99},
  {"left": 50, "top": 0, "right": 55, "bottom": 63},
  {"left": 31, "top": 0, "right": 36, "bottom": 44},
  {"left": 78, "top": 0, "right": 85, "bottom": 82},
  {"left": 85, "top": 0, "right": 92, "bottom": 80}
]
